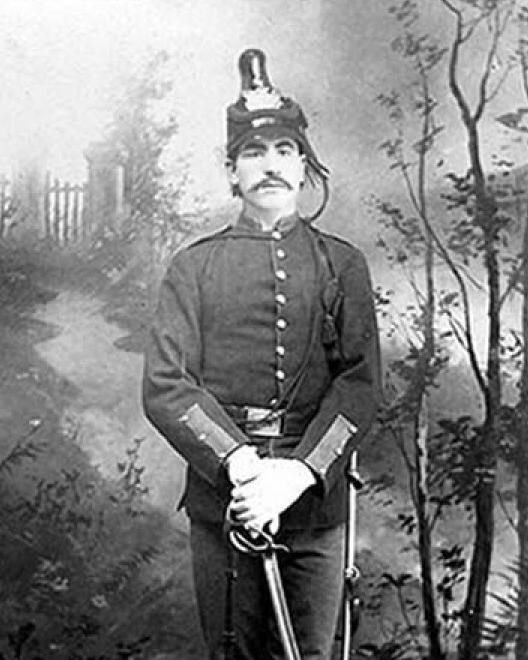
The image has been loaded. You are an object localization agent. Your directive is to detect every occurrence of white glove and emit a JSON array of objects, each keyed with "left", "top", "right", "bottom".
[
  {"left": 228, "top": 458, "right": 316, "bottom": 531},
  {"left": 225, "top": 446, "right": 279, "bottom": 534},
  {"left": 225, "top": 445, "right": 261, "bottom": 485}
]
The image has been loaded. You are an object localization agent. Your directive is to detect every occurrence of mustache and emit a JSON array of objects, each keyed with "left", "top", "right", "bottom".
[{"left": 249, "top": 176, "right": 293, "bottom": 192}]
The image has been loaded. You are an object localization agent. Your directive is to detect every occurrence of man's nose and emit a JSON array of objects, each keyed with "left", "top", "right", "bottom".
[{"left": 262, "top": 149, "right": 281, "bottom": 175}]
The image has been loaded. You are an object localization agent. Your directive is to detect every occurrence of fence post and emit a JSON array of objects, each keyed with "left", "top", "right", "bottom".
[
  {"left": 72, "top": 185, "right": 80, "bottom": 242},
  {"left": 82, "top": 182, "right": 90, "bottom": 238},
  {"left": 44, "top": 171, "right": 51, "bottom": 239},
  {"left": 0, "top": 175, "right": 7, "bottom": 238},
  {"left": 63, "top": 181, "right": 70, "bottom": 245},
  {"left": 53, "top": 178, "right": 61, "bottom": 243}
]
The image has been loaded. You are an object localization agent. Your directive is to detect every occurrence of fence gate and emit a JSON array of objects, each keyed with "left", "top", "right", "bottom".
[{"left": 44, "top": 173, "right": 88, "bottom": 245}]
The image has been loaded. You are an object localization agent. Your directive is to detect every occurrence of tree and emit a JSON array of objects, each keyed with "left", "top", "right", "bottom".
[
  {"left": 438, "top": 2, "right": 516, "bottom": 657},
  {"left": 100, "top": 50, "right": 198, "bottom": 268},
  {"left": 373, "top": 1, "right": 520, "bottom": 658},
  {"left": 495, "top": 4, "right": 528, "bottom": 656},
  {"left": 375, "top": 3, "right": 448, "bottom": 657}
]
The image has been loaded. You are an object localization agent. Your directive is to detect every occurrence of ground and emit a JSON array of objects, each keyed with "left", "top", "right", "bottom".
[
  {"left": 0, "top": 236, "right": 517, "bottom": 659},
  {"left": 0, "top": 239, "right": 206, "bottom": 659}
]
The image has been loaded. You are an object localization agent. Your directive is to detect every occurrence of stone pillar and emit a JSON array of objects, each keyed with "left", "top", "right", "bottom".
[
  {"left": 9, "top": 157, "right": 46, "bottom": 240},
  {"left": 84, "top": 142, "right": 125, "bottom": 234}
]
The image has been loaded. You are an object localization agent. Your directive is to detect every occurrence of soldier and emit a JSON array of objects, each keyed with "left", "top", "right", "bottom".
[{"left": 143, "top": 48, "right": 381, "bottom": 660}]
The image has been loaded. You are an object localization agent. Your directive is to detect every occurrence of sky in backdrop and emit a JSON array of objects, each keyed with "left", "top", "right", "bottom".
[{"left": 2, "top": 0, "right": 526, "bottom": 200}]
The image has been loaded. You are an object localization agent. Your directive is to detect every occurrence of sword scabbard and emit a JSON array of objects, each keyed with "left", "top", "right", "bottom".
[{"left": 263, "top": 551, "right": 302, "bottom": 660}]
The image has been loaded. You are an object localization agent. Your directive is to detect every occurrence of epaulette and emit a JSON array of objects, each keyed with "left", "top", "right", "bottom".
[
  {"left": 305, "top": 221, "right": 356, "bottom": 251},
  {"left": 185, "top": 224, "right": 233, "bottom": 250}
]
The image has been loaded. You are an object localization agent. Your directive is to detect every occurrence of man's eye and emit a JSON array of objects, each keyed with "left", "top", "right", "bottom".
[
  {"left": 240, "top": 149, "right": 262, "bottom": 158},
  {"left": 277, "top": 145, "right": 295, "bottom": 156}
]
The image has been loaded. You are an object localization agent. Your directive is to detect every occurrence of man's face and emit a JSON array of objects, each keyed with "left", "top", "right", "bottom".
[{"left": 229, "top": 135, "right": 306, "bottom": 215}]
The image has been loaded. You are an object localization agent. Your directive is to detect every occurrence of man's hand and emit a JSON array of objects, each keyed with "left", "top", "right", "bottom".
[
  {"left": 225, "top": 444, "right": 261, "bottom": 485},
  {"left": 228, "top": 458, "right": 316, "bottom": 531}
]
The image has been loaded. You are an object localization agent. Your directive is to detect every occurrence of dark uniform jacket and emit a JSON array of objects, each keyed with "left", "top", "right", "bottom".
[{"left": 142, "top": 212, "right": 381, "bottom": 530}]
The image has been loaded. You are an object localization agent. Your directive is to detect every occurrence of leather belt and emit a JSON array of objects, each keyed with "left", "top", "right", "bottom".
[{"left": 223, "top": 405, "right": 306, "bottom": 437}]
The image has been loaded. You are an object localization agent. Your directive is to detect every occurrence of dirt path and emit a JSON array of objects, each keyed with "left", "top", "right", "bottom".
[{"left": 32, "top": 288, "right": 186, "bottom": 515}]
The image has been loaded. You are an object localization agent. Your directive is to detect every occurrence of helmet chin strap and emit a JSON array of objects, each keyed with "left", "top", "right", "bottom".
[{"left": 305, "top": 167, "right": 330, "bottom": 223}]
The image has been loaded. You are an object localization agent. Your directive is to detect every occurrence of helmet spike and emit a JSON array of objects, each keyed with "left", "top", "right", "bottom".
[{"left": 238, "top": 48, "right": 272, "bottom": 92}]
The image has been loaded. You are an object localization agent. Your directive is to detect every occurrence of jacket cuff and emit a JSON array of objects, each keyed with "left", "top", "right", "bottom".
[
  {"left": 302, "top": 414, "right": 358, "bottom": 490},
  {"left": 178, "top": 403, "right": 239, "bottom": 460}
]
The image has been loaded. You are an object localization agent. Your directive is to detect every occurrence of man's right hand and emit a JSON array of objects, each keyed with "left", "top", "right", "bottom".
[
  {"left": 225, "top": 446, "right": 280, "bottom": 536},
  {"left": 225, "top": 444, "right": 261, "bottom": 485}
]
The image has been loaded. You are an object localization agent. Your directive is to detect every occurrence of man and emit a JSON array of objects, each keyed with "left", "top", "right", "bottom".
[{"left": 143, "top": 48, "right": 381, "bottom": 660}]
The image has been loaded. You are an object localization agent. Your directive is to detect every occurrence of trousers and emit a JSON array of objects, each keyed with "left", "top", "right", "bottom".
[{"left": 190, "top": 520, "right": 345, "bottom": 660}]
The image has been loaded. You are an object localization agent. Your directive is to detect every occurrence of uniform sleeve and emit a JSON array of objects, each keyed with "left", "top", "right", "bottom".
[
  {"left": 142, "top": 250, "right": 248, "bottom": 487},
  {"left": 290, "top": 250, "right": 382, "bottom": 494}
]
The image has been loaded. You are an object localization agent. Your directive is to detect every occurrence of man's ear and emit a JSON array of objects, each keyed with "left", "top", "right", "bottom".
[
  {"left": 226, "top": 159, "right": 239, "bottom": 186},
  {"left": 300, "top": 157, "right": 308, "bottom": 187},
  {"left": 225, "top": 159, "right": 241, "bottom": 197}
]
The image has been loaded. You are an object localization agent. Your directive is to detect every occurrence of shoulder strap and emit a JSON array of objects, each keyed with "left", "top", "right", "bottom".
[
  {"left": 187, "top": 224, "right": 232, "bottom": 249},
  {"left": 303, "top": 222, "right": 344, "bottom": 373}
]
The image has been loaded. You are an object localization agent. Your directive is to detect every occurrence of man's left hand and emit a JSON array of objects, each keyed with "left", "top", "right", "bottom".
[{"left": 229, "top": 458, "right": 316, "bottom": 531}]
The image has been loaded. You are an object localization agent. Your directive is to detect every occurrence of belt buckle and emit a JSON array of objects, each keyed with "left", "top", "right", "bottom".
[{"left": 246, "top": 407, "right": 282, "bottom": 437}]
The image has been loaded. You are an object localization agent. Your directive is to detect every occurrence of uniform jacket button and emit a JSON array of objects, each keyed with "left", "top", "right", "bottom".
[
  {"left": 276, "top": 248, "right": 286, "bottom": 259},
  {"left": 276, "top": 269, "right": 287, "bottom": 280},
  {"left": 272, "top": 230, "right": 282, "bottom": 240},
  {"left": 276, "top": 318, "right": 287, "bottom": 330},
  {"left": 275, "top": 293, "right": 286, "bottom": 305},
  {"left": 276, "top": 345, "right": 285, "bottom": 356},
  {"left": 276, "top": 370, "right": 285, "bottom": 381}
]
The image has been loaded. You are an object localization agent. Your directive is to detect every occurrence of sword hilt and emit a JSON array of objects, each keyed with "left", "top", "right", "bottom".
[{"left": 224, "top": 510, "right": 288, "bottom": 555}]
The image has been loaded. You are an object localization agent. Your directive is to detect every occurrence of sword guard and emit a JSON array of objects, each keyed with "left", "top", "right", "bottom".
[
  {"left": 225, "top": 504, "right": 289, "bottom": 555},
  {"left": 227, "top": 524, "right": 289, "bottom": 555}
]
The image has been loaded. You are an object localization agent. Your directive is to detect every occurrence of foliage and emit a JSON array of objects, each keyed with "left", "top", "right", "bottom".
[
  {"left": 0, "top": 429, "right": 188, "bottom": 659},
  {"left": 365, "top": 0, "right": 526, "bottom": 659},
  {"left": 0, "top": 225, "right": 203, "bottom": 659},
  {"left": 100, "top": 51, "right": 202, "bottom": 260}
]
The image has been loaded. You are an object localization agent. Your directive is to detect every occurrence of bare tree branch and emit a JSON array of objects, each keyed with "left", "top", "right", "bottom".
[
  {"left": 444, "top": 308, "right": 470, "bottom": 351},
  {"left": 399, "top": 160, "right": 487, "bottom": 395},
  {"left": 486, "top": 59, "right": 515, "bottom": 104},
  {"left": 476, "top": 1, "right": 515, "bottom": 121},
  {"left": 440, "top": 0, "right": 473, "bottom": 127},
  {"left": 496, "top": 488, "right": 518, "bottom": 532},
  {"left": 462, "top": 13, "right": 487, "bottom": 43},
  {"left": 500, "top": 252, "right": 528, "bottom": 308},
  {"left": 519, "top": 12, "right": 528, "bottom": 100}
]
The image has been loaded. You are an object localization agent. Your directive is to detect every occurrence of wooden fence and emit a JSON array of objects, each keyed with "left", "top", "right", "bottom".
[
  {"left": 0, "top": 175, "right": 14, "bottom": 238},
  {"left": 44, "top": 173, "right": 89, "bottom": 245}
]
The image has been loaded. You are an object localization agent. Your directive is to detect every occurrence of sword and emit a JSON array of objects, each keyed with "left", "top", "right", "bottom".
[
  {"left": 262, "top": 547, "right": 302, "bottom": 660},
  {"left": 341, "top": 450, "right": 362, "bottom": 660},
  {"left": 227, "top": 521, "right": 302, "bottom": 660}
]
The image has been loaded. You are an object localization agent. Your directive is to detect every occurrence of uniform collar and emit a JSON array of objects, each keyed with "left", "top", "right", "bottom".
[{"left": 235, "top": 211, "right": 300, "bottom": 236}]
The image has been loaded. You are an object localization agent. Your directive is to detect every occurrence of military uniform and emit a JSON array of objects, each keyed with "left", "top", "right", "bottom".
[
  {"left": 142, "top": 48, "right": 381, "bottom": 660},
  {"left": 143, "top": 211, "right": 380, "bottom": 655}
]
